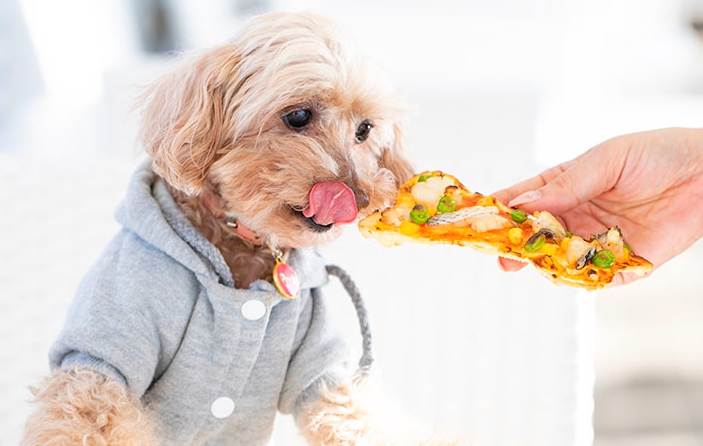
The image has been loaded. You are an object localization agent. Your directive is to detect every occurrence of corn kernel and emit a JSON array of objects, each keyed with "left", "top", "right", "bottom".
[
  {"left": 560, "top": 237, "right": 571, "bottom": 252},
  {"left": 508, "top": 227, "right": 523, "bottom": 245},
  {"left": 397, "top": 196, "right": 415, "bottom": 208},
  {"left": 476, "top": 196, "right": 495, "bottom": 207},
  {"left": 400, "top": 220, "right": 420, "bottom": 236},
  {"left": 540, "top": 243, "right": 559, "bottom": 256}
]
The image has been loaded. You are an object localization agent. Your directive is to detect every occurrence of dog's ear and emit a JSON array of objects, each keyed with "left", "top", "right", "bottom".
[
  {"left": 381, "top": 123, "right": 415, "bottom": 187},
  {"left": 139, "top": 48, "right": 237, "bottom": 195}
]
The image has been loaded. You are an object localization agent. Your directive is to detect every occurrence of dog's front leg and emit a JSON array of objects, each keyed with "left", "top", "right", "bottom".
[
  {"left": 20, "top": 368, "right": 157, "bottom": 446},
  {"left": 296, "top": 380, "right": 460, "bottom": 446},
  {"left": 296, "top": 381, "right": 376, "bottom": 446}
]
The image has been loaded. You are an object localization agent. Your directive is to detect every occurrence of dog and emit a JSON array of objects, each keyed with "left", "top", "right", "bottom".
[{"left": 20, "top": 11, "right": 456, "bottom": 446}]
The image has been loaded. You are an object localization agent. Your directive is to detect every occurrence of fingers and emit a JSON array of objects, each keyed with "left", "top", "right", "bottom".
[
  {"left": 494, "top": 142, "right": 625, "bottom": 216},
  {"left": 491, "top": 173, "right": 549, "bottom": 205},
  {"left": 499, "top": 257, "right": 652, "bottom": 289},
  {"left": 609, "top": 269, "right": 653, "bottom": 287},
  {"left": 518, "top": 161, "right": 590, "bottom": 215},
  {"left": 497, "top": 257, "right": 527, "bottom": 272},
  {"left": 491, "top": 160, "right": 574, "bottom": 208}
]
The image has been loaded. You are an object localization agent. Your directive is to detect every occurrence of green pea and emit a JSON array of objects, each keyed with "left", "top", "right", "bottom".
[
  {"left": 592, "top": 250, "right": 615, "bottom": 269},
  {"left": 510, "top": 209, "right": 528, "bottom": 223},
  {"left": 417, "top": 174, "right": 432, "bottom": 182},
  {"left": 524, "top": 233, "right": 546, "bottom": 252},
  {"left": 437, "top": 195, "right": 456, "bottom": 213},
  {"left": 565, "top": 231, "right": 573, "bottom": 238},
  {"left": 409, "top": 204, "right": 429, "bottom": 224}
]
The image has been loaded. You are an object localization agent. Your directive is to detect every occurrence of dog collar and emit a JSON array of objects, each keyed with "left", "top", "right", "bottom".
[
  {"left": 224, "top": 216, "right": 302, "bottom": 299},
  {"left": 200, "top": 190, "right": 265, "bottom": 245},
  {"left": 223, "top": 216, "right": 264, "bottom": 245},
  {"left": 201, "top": 190, "right": 300, "bottom": 299},
  {"left": 222, "top": 215, "right": 300, "bottom": 299}
]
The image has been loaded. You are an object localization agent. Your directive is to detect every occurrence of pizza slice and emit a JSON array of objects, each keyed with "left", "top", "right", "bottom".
[{"left": 358, "top": 171, "right": 653, "bottom": 290}]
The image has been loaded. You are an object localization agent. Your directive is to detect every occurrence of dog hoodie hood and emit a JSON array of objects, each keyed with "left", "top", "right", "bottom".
[
  {"left": 116, "top": 159, "right": 236, "bottom": 285},
  {"left": 115, "top": 160, "right": 331, "bottom": 289},
  {"left": 48, "top": 160, "right": 352, "bottom": 445}
]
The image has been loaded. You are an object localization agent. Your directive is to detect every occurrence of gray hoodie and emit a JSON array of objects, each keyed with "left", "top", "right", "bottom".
[{"left": 49, "top": 161, "right": 352, "bottom": 445}]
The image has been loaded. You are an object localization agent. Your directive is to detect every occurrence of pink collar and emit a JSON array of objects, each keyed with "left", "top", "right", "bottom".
[
  {"left": 199, "top": 190, "right": 299, "bottom": 299},
  {"left": 223, "top": 215, "right": 264, "bottom": 245},
  {"left": 200, "top": 190, "right": 265, "bottom": 246}
]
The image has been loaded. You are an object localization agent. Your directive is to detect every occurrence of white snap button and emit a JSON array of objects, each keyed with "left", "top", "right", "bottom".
[
  {"left": 241, "top": 300, "right": 266, "bottom": 321},
  {"left": 211, "top": 396, "right": 235, "bottom": 418}
]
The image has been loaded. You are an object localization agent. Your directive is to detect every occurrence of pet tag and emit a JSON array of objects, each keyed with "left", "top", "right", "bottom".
[{"left": 273, "top": 260, "right": 300, "bottom": 299}]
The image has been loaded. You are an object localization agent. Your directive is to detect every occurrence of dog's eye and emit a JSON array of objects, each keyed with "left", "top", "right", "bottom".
[
  {"left": 283, "top": 109, "right": 312, "bottom": 129},
  {"left": 355, "top": 121, "right": 372, "bottom": 143}
]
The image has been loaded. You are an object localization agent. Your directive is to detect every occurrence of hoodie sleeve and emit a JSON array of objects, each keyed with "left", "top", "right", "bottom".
[
  {"left": 49, "top": 229, "right": 198, "bottom": 397},
  {"left": 277, "top": 286, "right": 353, "bottom": 417}
]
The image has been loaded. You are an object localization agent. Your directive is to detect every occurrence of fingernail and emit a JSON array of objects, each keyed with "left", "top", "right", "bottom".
[{"left": 508, "top": 190, "right": 542, "bottom": 207}]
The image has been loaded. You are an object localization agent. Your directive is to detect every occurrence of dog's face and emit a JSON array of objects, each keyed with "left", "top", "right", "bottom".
[{"left": 140, "top": 12, "right": 414, "bottom": 248}]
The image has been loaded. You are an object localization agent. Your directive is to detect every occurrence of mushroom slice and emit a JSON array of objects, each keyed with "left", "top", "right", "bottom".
[
  {"left": 565, "top": 235, "right": 597, "bottom": 269},
  {"left": 576, "top": 247, "right": 597, "bottom": 269},
  {"left": 530, "top": 211, "right": 567, "bottom": 242},
  {"left": 592, "top": 226, "right": 626, "bottom": 260}
]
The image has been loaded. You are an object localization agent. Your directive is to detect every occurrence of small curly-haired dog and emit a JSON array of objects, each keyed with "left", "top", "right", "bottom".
[{"left": 20, "top": 11, "right": 458, "bottom": 446}]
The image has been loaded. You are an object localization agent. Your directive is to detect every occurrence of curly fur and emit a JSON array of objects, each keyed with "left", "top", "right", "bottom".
[
  {"left": 297, "top": 378, "right": 461, "bottom": 446},
  {"left": 20, "top": 369, "right": 157, "bottom": 446},
  {"left": 139, "top": 12, "right": 413, "bottom": 255},
  {"left": 20, "top": 11, "right": 458, "bottom": 446}
]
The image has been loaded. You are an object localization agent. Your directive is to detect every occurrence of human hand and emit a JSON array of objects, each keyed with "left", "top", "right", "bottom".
[{"left": 492, "top": 127, "right": 703, "bottom": 285}]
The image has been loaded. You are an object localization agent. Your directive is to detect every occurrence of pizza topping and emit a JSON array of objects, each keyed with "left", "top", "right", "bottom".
[
  {"left": 426, "top": 206, "right": 499, "bottom": 226},
  {"left": 530, "top": 211, "right": 567, "bottom": 242},
  {"left": 564, "top": 235, "right": 597, "bottom": 269},
  {"left": 508, "top": 227, "right": 524, "bottom": 244},
  {"left": 510, "top": 209, "right": 528, "bottom": 223},
  {"left": 592, "top": 249, "right": 615, "bottom": 269},
  {"left": 437, "top": 195, "right": 457, "bottom": 213},
  {"left": 525, "top": 231, "right": 548, "bottom": 252},
  {"left": 470, "top": 214, "right": 514, "bottom": 232},
  {"left": 593, "top": 226, "right": 627, "bottom": 260},
  {"left": 381, "top": 205, "right": 411, "bottom": 226},
  {"left": 400, "top": 220, "right": 420, "bottom": 236},
  {"left": 593, "top": 226, "right": 621, "bottom": 246},
  {"left": 576, "top": 246, "right": 597, "bottom": 269},
  {"left": 409, "top": 204, "right": 430, "bottom": 224},
  {"left": 411, "top": 175, "right": 455, "bottom": 209}
]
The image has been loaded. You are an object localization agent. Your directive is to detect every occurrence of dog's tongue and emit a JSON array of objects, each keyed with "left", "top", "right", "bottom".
[{"left": 302, "top": 181, "right": 357, "bottom": 226}]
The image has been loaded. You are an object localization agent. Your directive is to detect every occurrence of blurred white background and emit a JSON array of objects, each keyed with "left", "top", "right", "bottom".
[{"left": 1, "top": 0, "right": 703, "bottom": 445}]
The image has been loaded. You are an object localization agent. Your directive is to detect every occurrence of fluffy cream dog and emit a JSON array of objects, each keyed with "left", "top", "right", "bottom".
[{"left": 20, "top": 11, "right": 456, "bottom": 446}]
